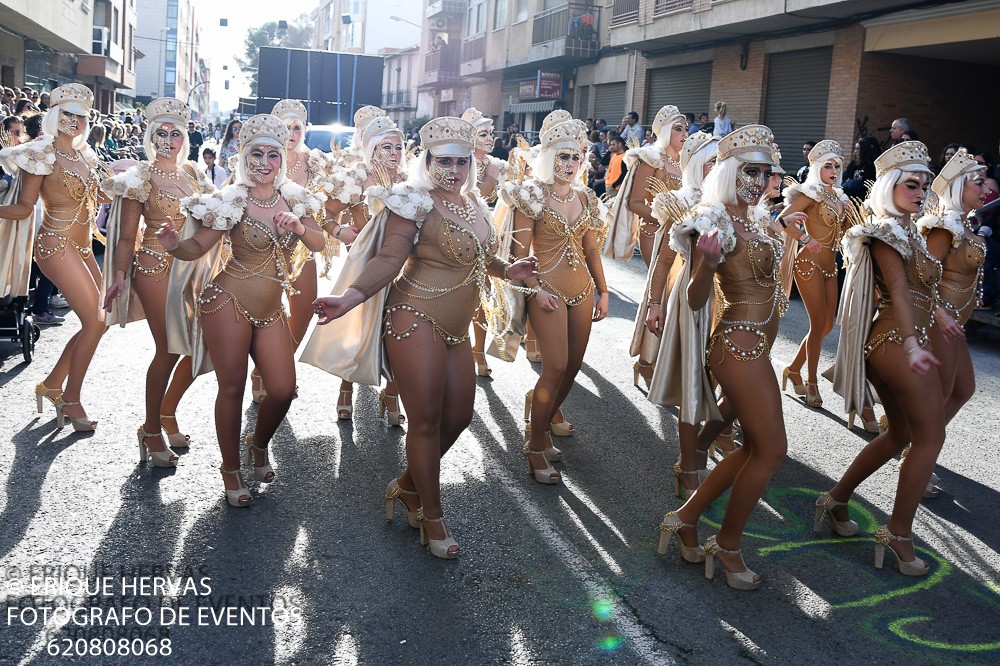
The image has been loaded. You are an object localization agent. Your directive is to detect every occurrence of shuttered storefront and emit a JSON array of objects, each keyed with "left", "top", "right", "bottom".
[
  {"left": 593, "top": 82, "right": 627, "bottom": 126},
  {"left": 645, "top": 62, "right": 713, "bottom": 126},
  {"left": 576, "top": 85, "right": 591, "bottom": 119},
  {"left": 764, "top": 48, "right": 832, "bottom": 173}
]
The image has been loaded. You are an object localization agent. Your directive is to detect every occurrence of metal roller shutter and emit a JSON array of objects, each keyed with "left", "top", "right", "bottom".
[
  {"left": 576, "top": 85, "right": 591, "bottom": 119},
  {"left": 645, "top": 62, "right": 713, "bottom": 126},
  {"left": 593, "top": 82, "right": 626, "bottom": 127},
  {"left": 764, "top": 48, "right": 832, "bottom": 173}
]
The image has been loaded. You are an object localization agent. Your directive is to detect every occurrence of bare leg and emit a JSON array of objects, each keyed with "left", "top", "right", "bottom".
[
  {"left": 249, "top": 321, "right": 297, "bottom": 468},
  {"left": 160, "top": 356, "right": 194, "bottom": 434},
  {"left": 525, "top": 297, "right": 569, "bottom": 463},
  {"left": 639, "top": 232, "right": 655, "bottom": 268},
  {"left": 944, "top": 339, "right": 974, "bottom": 424},
  {"left": 472, "top": 306, "right": 490, "bottom": 374},
  {"left": 547, "top": 300, "right": 593, "bottom": 419},
  {"left": 788, "top": 270, "right": 836, "bottom": 387}
]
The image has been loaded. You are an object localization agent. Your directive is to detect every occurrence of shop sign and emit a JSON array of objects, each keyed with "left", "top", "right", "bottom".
[
  {"left": 441, "top": 88, "right": 454, "bottom": 102},
  {"left": 537, "top": 71, "right": 562, "bottom": 99}
]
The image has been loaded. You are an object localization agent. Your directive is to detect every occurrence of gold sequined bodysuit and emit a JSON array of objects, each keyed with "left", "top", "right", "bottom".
[
  {"left": 115, "top": 171, "right": 197, "bottom": 280},
  {"left": 793, "top": 195, "right": 847, "bottom": 280},
  {"left": 35, "top": 161, "right": 103, "bottom": 261},
  {"left": 533, "top": 189, "right": 608, "bottom": 306},
  {"left": 709, "top": 223, "right": 786, "bottom": 364},
  {"left": 382, "top": 204, "right": 500, "bottom": 345},
  {"left": 637, "top": 168, "right": 681, "bottom": 238},
  {"left": 865, "top": 224, "right": 942, "bottom": 358},
  {"left": 938, "top": 228, "right": 985, "bottom": 326},
  {"left": 198, "top": 211, "right": 302, "bottom": 328}
]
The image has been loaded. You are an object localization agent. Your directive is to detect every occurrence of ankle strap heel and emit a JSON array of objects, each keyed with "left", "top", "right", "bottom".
[
  {"left": 874, "top": 525, "right": 929, "bottom": 576},
  {"left": 220, "top": 466, "right": 251, "bottom": 507},
  {"left": 813, "top": 491, "right": 859, "bottom": 536},
  {"left": 703, "top": 536, "right": 761, "bottom": 590},
  {"left": 243, "top": 434, "right": 275, "bottom": 483}
]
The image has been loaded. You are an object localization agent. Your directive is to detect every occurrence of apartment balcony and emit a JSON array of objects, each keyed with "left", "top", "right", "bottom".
[
  {"left": 426, "top": 0, "right": 464, "bottom": 19},
  {"left": 529, "top": 3, "right": 600, "bottom": 65},
  {"left": 610, "top": 0, "right": 639, "bottom": 26},
  {"left": 460, "top": 34, "right": 485, "bottom": 76},
  {"left": 654, "top": 0, "right": 694, "bottom": 16},
  {"left": 421, "top": 45, "right": 461, "bottom": 87},
  {"left": 382, "top": 90, "right": 415, "bottom": 110}
]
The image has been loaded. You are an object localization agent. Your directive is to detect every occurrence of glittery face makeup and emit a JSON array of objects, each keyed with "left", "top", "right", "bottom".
[
  {"left": 476, "top": 128, "right": 494, "bottom": 154},
  {"left": 428, "top": 155, "right": 468, "bottom": 191},
  {"left": 58, "top": 110, "right": 84, "bottom": 136},
  {"left": 892, "top": 173, "right": 928, "bottom": 214},
  {"left": 670, "top": 122, "right": 686, "bottom": 151},
  {"left": 736, "top": 163, "right": 771, "bottom": 204},
  {"left": 373, "top": 135, "right": 403, "bottom": 171},
  {"left": 286, "top": 119, "right": 304, "bottom": 149},
  {"left": 963, "top": 173, "right": 988, "bottom": 211},
  {"left": 247, "top": 146, "right": 282, "bottom": 184},
  {"left": 555, "top": 150, "right": 583, "bottom": 183},
  {"left": 153, "top": 123, "right": 184, "bottom": 160},
  {"left": 819, "top": 160, "right": 841, "bottom": 185}
]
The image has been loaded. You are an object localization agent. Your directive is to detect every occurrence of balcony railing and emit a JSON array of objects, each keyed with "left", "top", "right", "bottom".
[
  {"left": 610, "top": 0, "right": 639, "bottom": 26},
  {"left": 462, "top": 34, "right": 486, "bottom": 62},
  {"left": 654, "top": 0, "right": 693, "bottom": 15},
  {"left": 423, "top": 45, "right": 461, "bottom": 85},
  {"left": 382, "top": 90, "right": 413, "bottom": 108},
  {"left": 532, "top": 3, "right": 600, "bottom": 50},
  {"left": 426, "top": 0, "right": 464, "bottom": 19}
]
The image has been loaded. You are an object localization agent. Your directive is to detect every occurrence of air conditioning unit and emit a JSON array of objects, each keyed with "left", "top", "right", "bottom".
[{"left": 430, "top": 18, "right": 448, "bottom": 31}]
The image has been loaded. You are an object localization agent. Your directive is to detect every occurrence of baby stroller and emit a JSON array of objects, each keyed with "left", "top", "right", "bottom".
[{"left": 0, "top": 291, "right": 39, "bottom": 363}]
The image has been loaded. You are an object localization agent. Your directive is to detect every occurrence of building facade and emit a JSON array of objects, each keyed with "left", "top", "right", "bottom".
[
  {"left": 380, "top": 46, "right": 422, "bottom": 127},
  {"left": 0, "top": 0, "right": 137, "bottom": 110},
  {"left": 312, "top": 0, "right": 422, "bottom": 55},
  {"left": 133, "top": 0, "right": 207, "bottom": 115}
]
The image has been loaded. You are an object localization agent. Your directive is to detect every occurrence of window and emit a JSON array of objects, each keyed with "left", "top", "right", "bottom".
[
  {"left": 515, "top": 0, "right": 528, "bottom": 22},
  {"left": 467, "top": 0, "right": 486, "bottom": 36},
  {"left": 112, "top": 7, "right": 119, "bottom": 44},
  {"left": 493, "top": 0, "right": 507, "bottom": 29}
]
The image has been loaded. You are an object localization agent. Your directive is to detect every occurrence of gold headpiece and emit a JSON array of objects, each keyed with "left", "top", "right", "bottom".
[
  {"left": 145, "top": 97, "right": 191, "bottom": 127},
  {"left": 932, "top": 148, "right": 985, "bottom": 197},
  {"left": 680, "top": 131, "right": 717, "bottom": 170},
  {"left": 540, "top": 118, "right": 587, "bottom": 151},
  {"left": 807, "top": 139, "right": 843, "bottom": 165},
  {"left": 461, "top": 107, "right": 493, "bottom": 129},
  {"left": 50, "top": 83, "right": 94, "bottom": 116},
  {"left": 652, "top": 105, "right": 684, "bottom": 139},
  {"left": 272, "top": 99, "right": 308, "bottom": 123},
  {"left": 239, "top": 114, "right": 289, "bottom": 151},
  {"left": 874, "top": 140, "right": 932, "bottom": 179},
  {"left": 770, "top": 142, "right": 785, "bottom": 175},
  {"left": 362, "top": 116, "right": 402, "bottom": 150},
  {"left": 717, "top": 124, "right": 774, "bottom": 164},
  {"left": 354, "top": 105, "right": 386, "bottom": 132},
  {"left": 540, "top": 110, "right": 573, "bottom": 134},
  {"left": 419, "top": 117, "right": 475, "bottom": 157}
]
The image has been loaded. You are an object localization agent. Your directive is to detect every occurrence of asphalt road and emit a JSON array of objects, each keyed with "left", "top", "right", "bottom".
[{"left": 1, "top": 255, "right": 999, "bottom": 665}]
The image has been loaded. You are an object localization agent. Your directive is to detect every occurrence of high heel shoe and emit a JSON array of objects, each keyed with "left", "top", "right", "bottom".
[
  {"left": 385, "top": 478, "right": 421, "bottom": 529},
  {"left": 220, "top": 466, "right": 251, "bottom": 507},
  {"left": 56, "top": 402, "right": 97, "bottom": 431},
  {"left": 472, "top": 350, "right": 492, "bottom": 377},
  {"left": 137, "top": 427, "right": 178, "bottom": 468},
  {"left": 243, "top": 434, "right": 275, "bottom": 483},
  {"left": 878, "top": 414, "right": 888, "bottom": 434},
  {"left": 525, "top": 389, "right": 575, "bottom": 437},
  {"left": 673, "top": 462, "right": 705, "bottom": 500},
  {"left": 378, "top": 389, "right": 405, "bottom": 426},
  {"left": 526, "top": 449, "right": 560, "bottom": 484},
  {"left": 524, "top": 338, "right": 542, "bottom": 363},
  {"left": 703, "top": 536, "right": 761, "bottom": 591},
  {"left": 781, "top": 367, "right": 806, "bottom": 396},
  {"left": 250, "top": 369, "right": 266, "bottom": 404},
  {"left": 633, "top": 360, "right": 653, "bottom": 390},
  {"left": 337, "top": 387, "right": 353, "bottom": 420},
  {"left": 708, "top": 431, "right": 739, "bottom": 460},
  {"left": 848, "top": 409, "right": 880, "bottom": 433},
  {"left": 419, "top": 513, "right": 460, "bottom": 559},
  {"left": 35, "top": 382, "right": 63, "bottom": 415},
  {"left": 874, "top": 525, "right": 929, "bottom": 576},
  {"left": 812, "top": 491, "right": 859, "bottom": 536},
  {"left": 159, "top": 414, "right": 190, "bottom": 449},
  {"left": 805, "top": 381, "right": 823, "bottom": 408},
  {"left": 657, "top": 511, "right": 705, "bottom": 562},
  {"left": 523, "top": 425, "right": 563, "bottom": 462}
]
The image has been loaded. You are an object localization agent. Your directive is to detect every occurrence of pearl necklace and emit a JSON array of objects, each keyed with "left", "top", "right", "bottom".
[
  {"left": 547, "top": 185, "right": 575, "bottom": 204},
  {"left": 665, "top": 153, "right": 681, "bottom": 171},
  {"left": 150, "top": 163, "right": 180, "bottom": 180},
  {"left": 55, "top": 147, "right": 80, "bottom": 162},
  {"left": 441, "top": 196, "right": 480, "bottom": 230},
  {"left": 248, "top": 190, "right": 280, "bottom": 208},
  {"left": 287, "top": 154, "right": 304, "bottom": 176}
]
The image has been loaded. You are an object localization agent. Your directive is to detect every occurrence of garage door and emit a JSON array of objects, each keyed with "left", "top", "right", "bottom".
[
  {"left": 593, "top": 82, "right": 627, "bottom": 127},
  {"left": 576, "top": 84, "right": 591, "bottom": 119},
  {"left": 764, "top": 48, "right": 832, "bottom": 173},
  {"left": 646, "top": 62, "right": 712, "bottom": 126}
]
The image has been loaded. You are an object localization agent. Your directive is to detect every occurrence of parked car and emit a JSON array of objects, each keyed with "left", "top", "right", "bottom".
[{"left": 304, "top": 124, "right": 355, "bottom": 152}]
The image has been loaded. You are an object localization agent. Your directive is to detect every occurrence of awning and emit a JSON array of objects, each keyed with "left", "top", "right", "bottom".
[{"left": 508, "top": 100, "right": 557, "bottom": 114}]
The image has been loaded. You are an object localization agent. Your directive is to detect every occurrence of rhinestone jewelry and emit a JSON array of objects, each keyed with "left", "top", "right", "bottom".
[
  {"left": 248, "top": 190, "right": 281, "bottom": 208},
  {"left": 54, "top": 147, "right": 80, "bottom": 162},
  {"left": 664, "top": 153, "right": 681, "bottom": 171},
  {"left": 149, "top": 163, "right": 180, "bottom": 181},
  {"left": 547, "top": 185, "right": 576, "bottom": 204}
]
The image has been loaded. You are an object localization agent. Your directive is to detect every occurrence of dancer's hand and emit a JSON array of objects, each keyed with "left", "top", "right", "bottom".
[
  {"left": 781, "top": 211, "right": 808, "bottom": 231},
  {"left": 155, "top": 217, "right": 180, "bottom": 252},
  {"left": 696, "top": 228, "right": 722, "bottom": 268},
  {"left": 934, "top": 308, "right": 965, "bottom": 341},
  {"left": 506, "top": 256, "right": 539, "bottom": 281},
  {"left": 536, "top": 290, "right": 559, "bottom": 312},
  {"left": 593, "top": 291, "right": 609, "bottom": 321},
  {"left": 646, "top": 303, "right": 663, "bottom": 335},
  {"left": 336, "top": 224, "right": 360, "bottom": 244},
  {"left": 103, "top": 272, "right": 126, "bottom": 313},
  {"left": 313, "top": 289, "right": 363, "bottom": 324},
  {"left": 804, "top": 239, "right": 824, "bottom": 253},
  {"left": 274, "top": 211, "right": 305, "bottom": 236},
  {"left": 905, "top": 345, "right": 941, "bottom": 375}
]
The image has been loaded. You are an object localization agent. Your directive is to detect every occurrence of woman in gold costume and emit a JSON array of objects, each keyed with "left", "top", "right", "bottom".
[
  {"left": 158, "top": 114, "right": 326, "bottom": 507},
  {"left": 505, "top": 111, "right": 609, "bottom": 484},
  {"left": 656, "top": 126, "right": 787, "bottom": 591},
  {"left": 0, "top": 84, "right": 109, "bottom": 430},
  {"left": 102, "top": 97, "right": 213, "bottom": 465},
  {"left": 312, "top": 117, "right": 538, "bottom": 558},
  {"left": 818, "top": 142, "right": 942, "bottom": 576}
]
